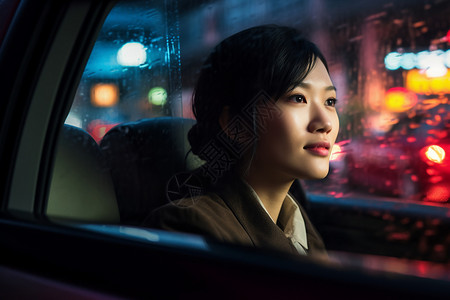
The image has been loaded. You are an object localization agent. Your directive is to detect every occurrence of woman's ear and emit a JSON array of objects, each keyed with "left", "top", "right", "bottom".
[{"left": 219, "top": 106, "right": 230, "bottom": 131}]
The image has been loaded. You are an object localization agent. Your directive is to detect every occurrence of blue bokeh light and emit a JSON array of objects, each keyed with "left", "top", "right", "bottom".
[
  {"left": 400, "top": 53, "right": 416, "bottom": 70},
  {"left": 384, "top": 52, "right": 401, "bottom": 70}
]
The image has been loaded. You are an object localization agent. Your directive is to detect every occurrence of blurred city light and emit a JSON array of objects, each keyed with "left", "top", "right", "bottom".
[
  {"left": 91, "top": 83, "right": 119, "bottom": 107},
  {"left": 425, "top": 185, "right": 450, "bottom": 202},
  {"left": 148, "top": 87, "right": 167, "bottom": 106},
  {"left": 385, "top": 87, "right": 417, "bottom": 112},
  {"left": 87, "top": 120, "right": 119, "bottom": 143},
  {"left": 416, "top": 51, "right": 430, "bottom": 70},
  {"left": 117, "top": 42, "right": 147, "bottom": 66},
  {"left": 425, "top": 64, "right": 447, "bottom": 78},
  {"left": 330, "top": 144, "right": 343, "bottom": 161},
  {"left": 384, "top": 50, "right": 449, "bottom": 73},
  {"left": 400, "top": 53, "right": 416, "bottom": 70},
  {"left": 424, "top": 50, "right": 447, "bottom": 77},
  {"left": 423, "top": 145, "right": 445, "bottom": 164},
  {"left": 444, "top": 50, "right": 450, "bottom": 68},
  {"left": 384, "top": 52, "right": 401, "bottom": 70},
  {"left": 406, "top": 69, "right": 450, "bottom": 94}
]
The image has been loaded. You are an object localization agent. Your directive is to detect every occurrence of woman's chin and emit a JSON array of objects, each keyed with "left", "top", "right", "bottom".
[{"left": 301, "top": 168, "right": 330, "bottom": 180}]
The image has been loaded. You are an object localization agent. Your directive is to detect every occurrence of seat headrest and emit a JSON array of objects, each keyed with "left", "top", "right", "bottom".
[
  {"left": 100, "top": 117, "right": 203, "bottom": 225},
  {"left": 47, "top": 124, "right": 120, "bottom": 223}
]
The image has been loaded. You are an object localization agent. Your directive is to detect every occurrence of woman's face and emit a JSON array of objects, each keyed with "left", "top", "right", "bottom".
[{"left": 252, "top": 59, "right": 339, "bottom": 181}]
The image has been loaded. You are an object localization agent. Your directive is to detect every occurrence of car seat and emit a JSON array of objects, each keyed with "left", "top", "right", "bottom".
[
  {"left": 100, "top": 117, "right": 203, "bottom": 225},
  {"left": 47, "top": 124, "right": 120, "bottom": 223}
]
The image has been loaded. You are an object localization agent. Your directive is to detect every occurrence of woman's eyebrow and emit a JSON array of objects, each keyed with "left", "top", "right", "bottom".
[
  {"left": 325, "top": 85, "right": 337, "bottom": 92},
  {"left": 297, "top": 82, "right": 337, "bottom": 92}
]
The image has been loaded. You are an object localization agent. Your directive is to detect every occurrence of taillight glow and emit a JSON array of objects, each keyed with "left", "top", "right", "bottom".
[
  {"left": 425, "top": 185, "right": 450, "bottom": 203},
  {"left": 87, "top": 120, "right": 119, "bottom": 143},
  {"left": 424, "top": 145, "right": 445, "bottom": 163}
]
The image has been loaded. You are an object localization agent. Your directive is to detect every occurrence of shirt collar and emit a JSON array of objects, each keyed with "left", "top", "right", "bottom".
[{"left": 279, "top": 194, "right": 308, "bottom": 250}]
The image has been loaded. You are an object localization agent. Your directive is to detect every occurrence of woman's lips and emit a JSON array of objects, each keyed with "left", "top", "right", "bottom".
[{"left": 303, "top": 142, "right": 330, "bottom": 157}]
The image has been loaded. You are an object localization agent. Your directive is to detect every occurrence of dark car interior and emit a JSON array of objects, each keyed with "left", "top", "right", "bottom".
[
  {"left": 1, "top": 0, "right": 450, "bottom": 298},
  {"left": 99, "top": 117, "right": 200, "bottom": 225}
]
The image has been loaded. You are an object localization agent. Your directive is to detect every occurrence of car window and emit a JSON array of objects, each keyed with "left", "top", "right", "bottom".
[
  {"left": 56, "top": 0, "right": 449, "bottom": 274},
  {"left": 66, "top": 0, "right": 183, "bottom": 142}
]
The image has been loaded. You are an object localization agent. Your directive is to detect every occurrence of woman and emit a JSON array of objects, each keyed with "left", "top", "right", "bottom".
[{"left": 144, "top": 25, "right": 339, "bottom": 259}]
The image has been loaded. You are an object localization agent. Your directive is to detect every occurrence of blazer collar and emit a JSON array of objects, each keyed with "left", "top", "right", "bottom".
[{"left": 213, "top": 174, "right": 299, "bottom": 255}]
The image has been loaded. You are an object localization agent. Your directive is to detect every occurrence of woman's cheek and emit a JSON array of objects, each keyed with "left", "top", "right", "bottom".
[{"left": 331, "top": 112, "right": 340, "bottom": 142}]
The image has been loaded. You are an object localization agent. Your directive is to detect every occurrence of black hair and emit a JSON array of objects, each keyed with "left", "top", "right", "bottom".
[{"left": 188, "top": 25, "right": 329, "bottom": 166}]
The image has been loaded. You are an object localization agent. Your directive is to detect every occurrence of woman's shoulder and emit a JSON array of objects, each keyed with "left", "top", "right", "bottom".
[
  {"left": 142, "top": 193, "right": 251, "bottom": 243},
  {"left": 164, "top": 193, "right": 227, "bottom": 209}
]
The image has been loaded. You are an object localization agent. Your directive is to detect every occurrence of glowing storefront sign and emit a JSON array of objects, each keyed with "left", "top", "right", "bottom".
[
  {"left": 385, "top": 50, "right": 450, "bottom": 76},
  {"left": 406, "top": 69, "right": 450, "bottom": 94}
]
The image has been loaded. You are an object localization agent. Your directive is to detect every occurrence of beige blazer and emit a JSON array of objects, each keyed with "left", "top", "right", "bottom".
[{"left": 143, "top": 174, "right": 327, "bottom": 258}]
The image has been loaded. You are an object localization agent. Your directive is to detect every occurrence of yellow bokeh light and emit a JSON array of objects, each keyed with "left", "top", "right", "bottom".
[
  {"left": 406, "top": 69, "right": 450, "bottom": 94},
  {"left": 91, "top": 83, "right": 119, "bottom": 107},
  {"left": 385, "top": 87, "right": 417, "bottom": 112}
]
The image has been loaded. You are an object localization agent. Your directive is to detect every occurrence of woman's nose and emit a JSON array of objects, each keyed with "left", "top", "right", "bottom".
[{"left": 307, "top": 105, "right": 333, "bottom": 134}]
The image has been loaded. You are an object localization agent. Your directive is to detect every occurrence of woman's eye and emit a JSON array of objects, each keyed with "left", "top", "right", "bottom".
[
  {"left": 287, "top": 94, "right": 307, "bottom": 103},
  {"left": 325, "top": 98, "right": 337, "bottom": 107}
]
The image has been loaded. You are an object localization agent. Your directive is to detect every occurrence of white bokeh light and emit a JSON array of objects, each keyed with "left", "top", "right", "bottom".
[
  {"left": 422, "top": 50, "right": 446, "bottom": 78},
  {"left": 117, "top": 42, "right": 147, "bottom": 66},
  {"left": 425, "top": 64, "right": 447, "bottom": 78},
  {"left": 444, "top": 49, "right": 450, "bottom": 68}
]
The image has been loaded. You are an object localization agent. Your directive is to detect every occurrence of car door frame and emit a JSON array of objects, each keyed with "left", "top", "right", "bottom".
[{"left": 0, "top": 0, "right": 114, "bottom": 219}]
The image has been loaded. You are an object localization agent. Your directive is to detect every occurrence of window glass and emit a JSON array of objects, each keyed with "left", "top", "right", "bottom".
[
  {"left": 66, "top": 0, "right": 182, "bottom": 142},
  {"left": 70, "top": 0, "right": 450, "bottom": 203},
  {"left": 61, "top": 0, "right": 450, "bottom": 271},
  {"left": 301, "top": 1, "right": 450, "bottom": 206}
]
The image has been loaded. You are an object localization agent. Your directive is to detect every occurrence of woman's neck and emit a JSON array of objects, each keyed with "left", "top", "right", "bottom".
[{"left": 244, "top": 167, "right": 294, "bottom": 223}]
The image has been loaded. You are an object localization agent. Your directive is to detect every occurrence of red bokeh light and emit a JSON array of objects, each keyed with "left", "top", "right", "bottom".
[
  {"left": 406, "top": 136, "right": 416, "bottom": 143},
  {"left": 87, "top": 120, "right": 119, "bottom": 143},
  {"left": 425, "top": 185, "right": 450, "bottom": 202}
]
